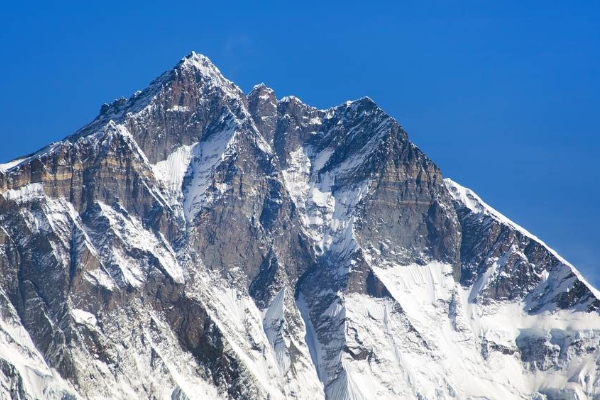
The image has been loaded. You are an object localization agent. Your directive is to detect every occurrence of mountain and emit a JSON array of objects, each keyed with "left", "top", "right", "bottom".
[{"left": 0, "top": 52, "right": 599, "bottom": 400}]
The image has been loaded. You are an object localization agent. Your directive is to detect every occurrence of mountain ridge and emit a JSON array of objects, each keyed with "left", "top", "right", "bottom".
[{"left": 0, "top": 52, "right": 599, "bottom": 400}]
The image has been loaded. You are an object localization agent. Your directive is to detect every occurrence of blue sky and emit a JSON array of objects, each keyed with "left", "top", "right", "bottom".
[{"left": 1, "top": 1, "right": 599, "bottom": 285}]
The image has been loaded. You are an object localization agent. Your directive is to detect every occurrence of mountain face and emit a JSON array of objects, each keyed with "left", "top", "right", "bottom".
[{"left": 0, "top": 52, "right": 599, "bottom": 400}]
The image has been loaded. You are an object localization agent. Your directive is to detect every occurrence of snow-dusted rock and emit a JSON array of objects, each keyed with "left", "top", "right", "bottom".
[{"left": 0, "top": 52, "right": 599, "bottom": 400}]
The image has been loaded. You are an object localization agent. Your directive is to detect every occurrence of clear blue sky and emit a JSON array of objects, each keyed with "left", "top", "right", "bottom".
[{"left": 1, "top": 1, "right": 599, "bottom": 285}]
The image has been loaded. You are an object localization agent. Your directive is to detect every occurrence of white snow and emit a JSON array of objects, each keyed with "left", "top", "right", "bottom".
[
  {"left": 166, "top": 105, "right": 190, "bottom": 112},
  {"left": 72, "top": 309, "right": 98, "bottom": 327},
  {"left": 251, "top": 83, "right": 275, "bottom": 102},
  {"left": 445, "top": 178, "right": 600, "bottom": 301},
  {"left": 97, "top": 202, "right": 184, "bottom": 285},
  {"left": 263, "top": 288, "right": 290, "bottom": 373},
  {"left": 0, "top": 291, "right": 77, "bottom": 399},
  {"left": 152, "top": 143, "right": 196, "bottom": 201},
  {"left": 308, "top": 116, "right": 323, "bottom": 126},
  {"left": 183, "top": 268, "right": 324, "bottom": 400},
  {"left": 183, "top": 123, "right": 237, "bottom": 220},
  {"left": 323, "top": 259, "right": 600, "bottom": 399},
  {"left": 280, "top": 95, "right": 303, "bottom": 104},
  {"left": 0, "top": 183, "right": 45, "bottom": 204},
  {"left": 281, "top": 144, "right": 370, "bottom": 258},
  {"left": 312, "top": 147, "right": 333, "bottom": 170},
  {"left": 66, "top": 298, "right": 228, "bottom": 400},
  {"left": 0, "top": 158, "right": 26, "bottom": 172},
  {"left": 180, "top": 52, "right": 242, "bottom": 101}
]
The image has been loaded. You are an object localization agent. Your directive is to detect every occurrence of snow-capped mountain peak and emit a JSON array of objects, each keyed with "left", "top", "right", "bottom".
[{"left": 0, "top": 53, "right": 599, "bottom": 400}]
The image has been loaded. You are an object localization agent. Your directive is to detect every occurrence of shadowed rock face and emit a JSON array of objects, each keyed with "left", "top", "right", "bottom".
[{"left": 0, "top": 52, "right": 599, "bottom": 400}]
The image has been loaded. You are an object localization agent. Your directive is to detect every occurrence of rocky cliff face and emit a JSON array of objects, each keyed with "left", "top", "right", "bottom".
[{"left": 0, "top": 52, "right": 599, "bottom": 400}]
